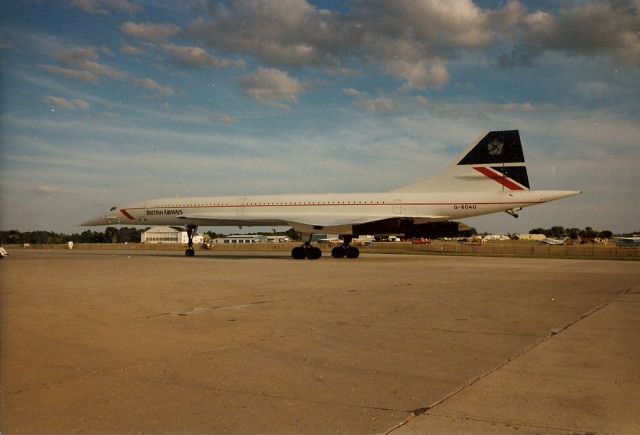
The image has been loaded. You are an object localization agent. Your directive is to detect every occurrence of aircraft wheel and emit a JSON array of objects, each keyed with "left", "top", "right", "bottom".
[
  {"left": 346, "top": 246, "right": 359, "bottom": 259},
  {"left": 331, "top": 246, "right": 346, "bottom": 258},
  {"left": 185, "top": 248, "right": 195, "bottom": 257},
  {"left": 306, "top": 246, "right": 322, "bottom": 260},
  {"left": 291, "top": 246, "right": 306, "bottom": 259}
]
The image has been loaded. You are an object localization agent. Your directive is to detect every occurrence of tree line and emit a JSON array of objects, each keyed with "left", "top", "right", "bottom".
[{"left": 0, "top": 227, "right": 146, "bottom": 245}]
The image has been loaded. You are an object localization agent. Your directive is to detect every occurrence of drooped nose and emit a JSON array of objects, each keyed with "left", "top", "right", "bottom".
[
  {"left": 80, "top": 208, "right": 120, "bottom": 226},
  {"left": 80, "top": 215, "right": 108, "bottom": 226}
]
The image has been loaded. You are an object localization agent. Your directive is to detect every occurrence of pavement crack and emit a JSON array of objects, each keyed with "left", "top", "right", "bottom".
[
  {"left": 409, "top": 407, "right": 430, "bottom": 416},
  {"left": 145, "top": 300, "right": 275, "bottom": 318}
]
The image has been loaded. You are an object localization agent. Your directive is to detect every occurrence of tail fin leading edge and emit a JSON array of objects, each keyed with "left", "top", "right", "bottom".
[{"left": 394, "top": 130, "right": 530, "bottom": 193}]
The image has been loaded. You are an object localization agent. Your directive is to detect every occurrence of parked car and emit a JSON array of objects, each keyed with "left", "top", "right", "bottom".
[{"left": 411, "top": 238, "right": 431, "bottom": 245}]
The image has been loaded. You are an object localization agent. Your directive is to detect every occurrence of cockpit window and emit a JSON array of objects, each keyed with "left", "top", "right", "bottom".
[{"left": 109, "top": 206, "right": 117, "bottom": 211}]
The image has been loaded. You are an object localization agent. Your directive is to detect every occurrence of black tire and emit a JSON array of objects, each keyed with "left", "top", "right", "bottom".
[
  {"left": 307, "top": 246, "right": 322, "bottom": 260},
  {"left": 185, "top": 249, "right": 195, "bottom": 257},
  {"left": 331, "top": 246, "right": 346, "bottom": 258},
  {"left": 346, "top": 246, "right": 359, "bottom": 259},
  {"left": 291, "top": 246, "right": 306, "bottom": 259}
]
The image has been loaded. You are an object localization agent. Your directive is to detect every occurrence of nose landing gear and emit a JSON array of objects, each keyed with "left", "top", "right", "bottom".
[
  {"left": 505, "top": 208, "right": 522, "bottom": 219},
  {"left": 185, "top": 225, "right": 197, "bottom": 257}
]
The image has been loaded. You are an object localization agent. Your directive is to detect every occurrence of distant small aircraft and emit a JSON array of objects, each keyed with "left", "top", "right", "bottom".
[
  {"left": 614, "top": 237, "right": 640, "bottom": 247},
  {"left": 82, "top": 130, "right": 581, "bottom": 259},
  {"left": 542, "top": 237, "right": 568, "bottom": 245}
]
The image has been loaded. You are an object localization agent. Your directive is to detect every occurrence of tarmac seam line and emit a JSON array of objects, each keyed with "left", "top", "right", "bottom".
[{"left": 384, "top": 287, "right": 633, "bottom": 434}]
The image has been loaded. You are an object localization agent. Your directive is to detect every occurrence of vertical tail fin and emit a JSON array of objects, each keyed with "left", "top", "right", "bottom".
[{"left": 393, "top": 130, "right": 530, "bottom": 193}]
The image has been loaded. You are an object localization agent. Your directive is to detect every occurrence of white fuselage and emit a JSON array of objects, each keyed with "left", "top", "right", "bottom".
[{"left": 88, "top": 189, "right": 575, "bottom": 233}]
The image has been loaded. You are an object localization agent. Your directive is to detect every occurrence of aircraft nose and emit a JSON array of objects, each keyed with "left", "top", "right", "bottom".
[
  {"left": 80, "top": 208, "right": 120, "bottom": 226},
  {"left": 80, "top": 215, "right": 110, "bottom": 226}
]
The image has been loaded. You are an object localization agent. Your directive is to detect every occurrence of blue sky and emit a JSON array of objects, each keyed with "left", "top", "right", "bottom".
[{"left": 1, "top": 0, "right": 639, "bottom": 234}]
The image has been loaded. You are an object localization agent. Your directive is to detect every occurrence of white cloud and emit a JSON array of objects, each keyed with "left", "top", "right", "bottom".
[
  {"left": 212, "top": 113, "right": 236, "bottom": 125},
  {"left": 185, "top": 0, "right": 503, "bottom": 91},
  {"left": 43, "top": 95, "right": 90, "bottom": 110},
  {"left": 35, "top": 184, "right": 61, "bottom": 194},
  {"left": 185, "top": 0, "right": 640, "bottom": 93},
  {"left": 68, "top": 0, "right": 109, "bottom": 15},
  {"left": 105, "top": 0, "right": 140, "bottom": 13},
  {"left": 497, "top": 1, "right": 640, "bottom": 66},
  {"left": 238, "top": 67, "right": 304, "bottom": 109},
  {"left": 39, "top": 64, "right": 99, "bottom": 82},
  {"left": 55, "top": 47, "right": 127, "bottom": 80},
  {"left": 383, "top": 58, "right": 449, "bottom": 91},
  {"left": 38, "top": 45, "right": 175, "bottom": 97},
  {"left": 187, "top": 0, "right": 337, "bottom": 67},
  {"left": 357, "top": 0, "right": 494, "bottom": 50},
  {"left": 161, "top": 44, "right": 244, "bottom": 69},
  {"left": 357, "top": 96, "right": 394, "bottom": 113},
  {"left": 121, "top": 21, "right": 180, "bottom": 42},
  {"left": 132, "top": 78, "right": 175, "bottom": 97},
  {"left": 342, "top": 88, "right": 365, "bottom": 98},
  {"left": 68, "top": 0, "right": 140, "bottom": 15},
  {"left": 120, "top": 44, "right": 143, "bottom": 56}
]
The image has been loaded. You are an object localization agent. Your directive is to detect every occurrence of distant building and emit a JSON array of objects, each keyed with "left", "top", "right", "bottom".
[
  {"left": 211, "top": 235, "right": 290, "bottom": 244},
  {"left": 212, "top": 234, "right": 267, "bottom": 244},
  {"left": 483, "top": 234, "right": 511, "bottom": 241},
  {"left": 517, "top": 233, "right": 546, "bottom": 241},
  {"left": 141, "top": 226, "right": 203, "bottom": 244},
  {"left": 265, "top": 235, "right": 290, "bottom": 243}
]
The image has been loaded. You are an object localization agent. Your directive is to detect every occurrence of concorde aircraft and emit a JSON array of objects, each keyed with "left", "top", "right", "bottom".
[{"left": 81, "top": 130, "right": 581, "bottom": 259}]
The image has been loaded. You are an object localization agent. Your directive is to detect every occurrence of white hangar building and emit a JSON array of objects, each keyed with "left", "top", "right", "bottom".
[{"left": 141, "top": 226, "right": 204, "bottom": 245}]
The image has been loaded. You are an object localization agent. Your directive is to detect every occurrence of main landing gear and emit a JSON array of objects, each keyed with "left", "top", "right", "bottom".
[
  {"left": 331, "top": 244, "right": 360, "bottom": 259},
  {"left": 331, "top": 236, "right": 359, "bottom": 259},
  {"left": 291, "top": 242, "right": 322, "bottom": 260},
  {"left": 185, "top": 224, "right": 197, "bottom": 257},
  {"left": 291, "top": 234, "right": 360, "bottom": 260}
]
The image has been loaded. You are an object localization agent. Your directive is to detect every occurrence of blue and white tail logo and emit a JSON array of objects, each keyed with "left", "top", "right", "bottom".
[
  {"left": 458, "top": 130, "right": 529, "bottom": 190},
  {"left": 487, "top": 139, "right": 504, "bottom": 155},
  {"left": 394, "top": 130, "right": 530, "bottom": 193}
]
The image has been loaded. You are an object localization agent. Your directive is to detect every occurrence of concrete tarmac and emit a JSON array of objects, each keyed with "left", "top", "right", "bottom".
[{"left": 1, "top": 249, "right": 639, "bottom": 434}]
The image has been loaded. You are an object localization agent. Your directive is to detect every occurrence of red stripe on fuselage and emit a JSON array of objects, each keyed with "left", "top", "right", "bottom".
[
  {"left": 473, "top": 167, "right": 525, "bottom": 191},
  {"left": 120, "top": 209, "right": 135, "bottom": 220},
  {"left": 124, "top": 200, "right": 543, "bottom": 212}
]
